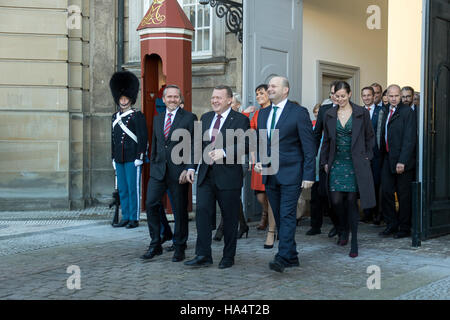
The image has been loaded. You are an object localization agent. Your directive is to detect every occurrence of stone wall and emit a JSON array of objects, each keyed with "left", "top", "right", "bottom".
[{"left": 0, "top": 0, "right": 74, "bottom": 210}]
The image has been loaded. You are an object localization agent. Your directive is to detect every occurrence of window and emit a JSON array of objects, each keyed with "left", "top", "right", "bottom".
[
  {"left": 178, "top": 0, "right": 213, "bottom": 57},
  {"left": 143, "top": 0, "right": 213, "bottom": 57}
]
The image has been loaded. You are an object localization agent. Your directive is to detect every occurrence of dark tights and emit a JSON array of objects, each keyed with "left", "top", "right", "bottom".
[{"left": 330, "top": 191, "right": 359, "bottom": 254}]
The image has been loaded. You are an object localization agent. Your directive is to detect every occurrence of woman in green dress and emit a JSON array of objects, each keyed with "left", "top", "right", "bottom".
[{"left": 320, "top": 81, "right": 376, "bottom": 258}]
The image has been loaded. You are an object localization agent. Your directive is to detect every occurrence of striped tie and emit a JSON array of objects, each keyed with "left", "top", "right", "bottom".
[{"left": 164, "top": 113, "right": 172, "bottom": 140}]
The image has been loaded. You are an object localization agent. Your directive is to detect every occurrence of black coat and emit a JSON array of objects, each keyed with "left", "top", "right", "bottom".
[
  {"left": 150, "top": 107, "right": 197, "bottom": 181},
  {"left": 111, "top": 110, "right": 148, "bottom": 163},
  {"left": 320, "top": 103, "right": 376, "bottom": 209},
  {"left": 190, "top": 109, "right": 250, "bottom": 190},
  {"left": 313, "top": 103, "right": 335, "bottom": 153},
  {"left": 379, "top": 103, "right": 416, "bottom": 173}
]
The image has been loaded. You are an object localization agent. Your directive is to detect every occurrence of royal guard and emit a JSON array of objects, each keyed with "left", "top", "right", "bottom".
[{"left": 110, "top": 71, "right": 148, "bottom": 229}]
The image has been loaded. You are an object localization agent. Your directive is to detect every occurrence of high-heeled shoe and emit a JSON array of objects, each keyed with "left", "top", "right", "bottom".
[
  {"left": 337, "top": 232, "right": 349, "bottom": 246},
  {"left": 238, "top": 225, "right": 249, "bottom": 239},
  {"left": 349, "top": 246, "right": 358, "bottom": 258},
  {"left": 256, "top": 211, "right": 268, "bottom": 230},
  {"left": 264, "top": 230, "right": 276, "bottom": 249}
]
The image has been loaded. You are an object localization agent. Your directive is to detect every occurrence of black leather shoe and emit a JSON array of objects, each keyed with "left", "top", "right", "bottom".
[
  {"left": 113, "top": 220, "right": 129, "bottom": 228},
  {"left": 218, "top": 258, "right": 234, "bottom": 269},
  {"left": 379, "top": 226, "right": 398, "bottom": 237},
  {"left": 268, "top": 259, "right": 285, "bottom": 273},
  {"left": 184, "top": 256, "right": 213, "bottom": 267},
  {"left": 285, "top": 259, "right": 300, "bottom": 268},
  {"left": 140, "top": 246, "right": 162, "bottom": 260},
  {"left": 166, "top": 244, "right": 175, "bottom": 252},
  {"left": 328, "top": 227, "right": 338, "bottom": 238},
  {"left": 172, "top": 249, "right": 186, "bottom": 262},
  {"left": 126, "top": 221, "right": 139, "bottom": 229},
  {"left": 306, "top": 228, "right": 321, "bottom": 236},
  {"left": 394, "top": 230, "right": 411, "bottom": 239}
]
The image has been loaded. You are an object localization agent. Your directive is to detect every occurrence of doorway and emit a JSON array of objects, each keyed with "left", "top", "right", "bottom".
[
  {"left": 421, "top": 0, "right": 450, "bottom": 239},
  {"left": 317, "top": 61, "right": 360, "bottom": 104}
]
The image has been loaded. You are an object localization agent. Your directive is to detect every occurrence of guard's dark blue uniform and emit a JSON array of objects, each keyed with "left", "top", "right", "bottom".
[{"left": 112, "top": 109, "right": 148, "bottom": 222}]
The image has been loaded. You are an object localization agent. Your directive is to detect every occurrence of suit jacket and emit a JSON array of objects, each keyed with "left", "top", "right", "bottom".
[
  {"left": 380, "top": 103, "right": 416, "bottom": 173},
  {"left": 150, "top": 107, "right": 197, "bottom": 181},
  {"left": 320, "top": 103, "right": 376, "bottom": 209},
  {"left": 257, "top": 100, "right": 316, "bottom": 185},
  {"left": 111, "top": 110, "right": 148, "bottom": 163},
  {"left": 314, "top": 103, "right": 334, "bottom": 152},
  {"left": 190, "top": 108, "right": 250, "bottom": 190}
]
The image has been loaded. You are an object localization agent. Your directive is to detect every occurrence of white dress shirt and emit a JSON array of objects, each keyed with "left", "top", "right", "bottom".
[
  {"left": 365, "top": 104, "right": 375, "bottom": 120},
  {"left": 209, "top": 106, "right": 232, "bottom": 140},
  {"left": 164, "top": 106, "right": 180, "bottom": 127},
  {"left": 266, "top": 98, "right": 288, "bottom": 137},
  {"left": 385, "top": 105, "right": 397, "bottom": 144}
]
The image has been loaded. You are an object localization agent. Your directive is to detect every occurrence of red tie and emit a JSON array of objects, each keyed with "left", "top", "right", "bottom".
[
  {"left": 211, "top": 114, "right": 222, "bottom": 143},
  {"left": 386, "top": 108, "right": 394, "bottom": 152},
  {"left": 164, "top": 113, "right": 172, "bottom": 140},
  {"left": 367, "top": 107, "right": 371, "bottom": 112}
]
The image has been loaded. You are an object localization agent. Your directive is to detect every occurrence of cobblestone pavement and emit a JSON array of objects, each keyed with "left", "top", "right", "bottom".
[{"left": 0, "top": 207, "right": 449, "bottom": 300}]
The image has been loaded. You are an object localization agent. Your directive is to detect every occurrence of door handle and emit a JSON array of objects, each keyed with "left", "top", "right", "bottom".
[{"left": 432, "top": 62, "right": 450, "bottom": 135}]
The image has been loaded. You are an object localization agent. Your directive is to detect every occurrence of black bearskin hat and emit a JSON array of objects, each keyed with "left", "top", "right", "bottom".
[{"left": 109, "top": 71, "right": 140, "bottom": 106}]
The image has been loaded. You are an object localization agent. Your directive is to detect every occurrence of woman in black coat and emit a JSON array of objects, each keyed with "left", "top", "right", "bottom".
[{"left": 320, "top": 81, "right": 376, "bottom": 258}]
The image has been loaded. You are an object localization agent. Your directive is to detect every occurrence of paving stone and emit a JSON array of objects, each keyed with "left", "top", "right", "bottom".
[{"left": 0, "top": 208, "right": 449, "bottom": 300}]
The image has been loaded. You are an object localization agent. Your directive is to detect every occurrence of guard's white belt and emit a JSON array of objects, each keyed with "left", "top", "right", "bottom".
[{"left": 113, "top": 110, "right": 137, "bottom": 143}]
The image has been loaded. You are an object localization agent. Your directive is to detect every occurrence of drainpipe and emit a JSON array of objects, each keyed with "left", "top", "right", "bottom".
[{"left": 117, "top": 0, "right": 125, "bottom": 71}]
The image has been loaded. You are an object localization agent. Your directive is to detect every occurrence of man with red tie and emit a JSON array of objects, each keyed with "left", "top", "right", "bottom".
[
  {"left": 379, "top": 85, "right": 416, "bottom": 239},
  {"left": 141, "top": 85, "right": 197, "bottom": 262},
  {"left": 184, "top": 85, "right": 250, "bottom": 269}
]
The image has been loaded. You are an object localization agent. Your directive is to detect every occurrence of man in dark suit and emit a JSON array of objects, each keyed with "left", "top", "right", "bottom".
[
  {"left": 371, "top": 83, "right": 387, "bottom": 110},
  {"left": 184, "top": 85, "right": 250, "bottom": 269},
  {"left": 379, "top": 85, "right": 416, "bottom": 239},
  {"left": 360, "top": 86, "right": 385, "bottom": 224},
  {"left": 141, "top": 85, "right": 197, "bottom": 262},
  {"left": 309, "top": 81, "right": 340, "bottom": 237},
  {"left": 255, "top": 76, "right": 316, "bottom": 273}
]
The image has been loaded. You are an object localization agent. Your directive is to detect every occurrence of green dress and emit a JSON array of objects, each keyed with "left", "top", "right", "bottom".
[{"left": 329, "top": 116, "right": 358, "bottom": 192}]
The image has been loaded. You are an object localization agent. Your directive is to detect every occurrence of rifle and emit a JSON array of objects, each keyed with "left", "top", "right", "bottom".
[{"left": 109, "top": 173, "right": 120, "bottom": 225}]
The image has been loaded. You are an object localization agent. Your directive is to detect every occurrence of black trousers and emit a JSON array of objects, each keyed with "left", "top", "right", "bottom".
[
  {"left": 146, "top": 173, "right": 189, "bottom": 250},
  {"left": 381, "top": 157, "right": 414, "bottom": 232},
  {"left": 310, "top": 168, "right": 339, "bottom": 229},
  {"left": 195, "top": 166, "right": 240, "bottom": 260}
]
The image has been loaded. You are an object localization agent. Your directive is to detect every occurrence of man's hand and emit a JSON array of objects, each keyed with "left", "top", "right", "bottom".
[
  {"left": 396, "top": 163, "right": 405, "bottom": 174},
  {"left": 209, "top": 149, "right": 225, "bottom": 162},
  {"left": 324, "top": 164, "right": 328, "bottom": 174},
  {"left": 243, "top": 106, "right": 257, "bottom": 114},
  {"left": 301, "top": 181, "right": 314, "bottom": 189},
  {"left": 254, "top": 162, "right": 263, "bottom": 173},
  {"left": 186, "top": 170, "right": 195, "bottom": 184},
  {"left": 134, "top": 159, "right": 143, "bottom": 167},
  {"left": 179, "top": 170, "right": 188, "bottom": 184}
]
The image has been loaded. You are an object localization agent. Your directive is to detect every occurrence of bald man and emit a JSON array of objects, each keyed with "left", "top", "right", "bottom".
[
  {"left": 379, "top": 85, "right": 416, "bottom": 239},
  {"left": 255, "top": 76, "right": 316, "bottom": 273}
]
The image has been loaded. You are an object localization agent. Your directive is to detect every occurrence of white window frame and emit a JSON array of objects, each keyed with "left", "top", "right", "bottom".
[{"left": 143, "top": 0, "right": 213, "bottom": 58}]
